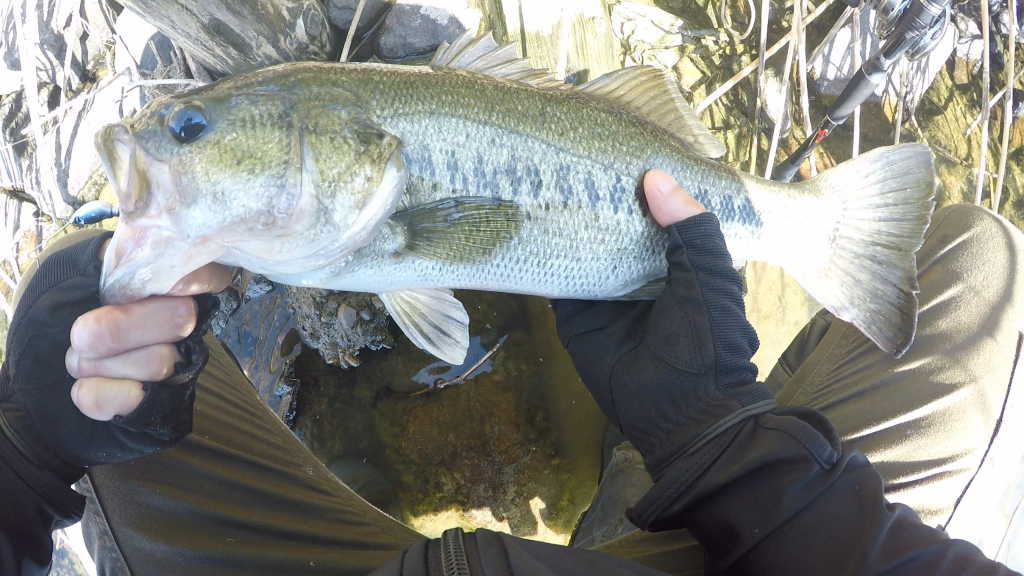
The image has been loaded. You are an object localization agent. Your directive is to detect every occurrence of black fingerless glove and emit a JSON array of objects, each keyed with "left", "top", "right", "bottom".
[
  {"left": 0, "top": 232, "right": 218, "bottom": 499},
  {"left": 552, "top": 213, "right": 775, "bottom": 479}
]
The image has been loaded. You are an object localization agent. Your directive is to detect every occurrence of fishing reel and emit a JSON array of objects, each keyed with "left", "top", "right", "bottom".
[
  {"left": 865, "top": 0, "right": 951, "bottom": 61},
  {"left": 771, "top": 0, "right": 951, "bottom": 182}
]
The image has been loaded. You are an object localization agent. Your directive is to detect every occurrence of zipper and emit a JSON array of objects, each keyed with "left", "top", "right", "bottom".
[{"left": 441, "top": 527, "right": 472, "bottom": 576}]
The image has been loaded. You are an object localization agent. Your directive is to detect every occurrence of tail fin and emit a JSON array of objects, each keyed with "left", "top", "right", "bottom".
[{"left": 790, "top": 143, "right": 935, "bottom": 358}]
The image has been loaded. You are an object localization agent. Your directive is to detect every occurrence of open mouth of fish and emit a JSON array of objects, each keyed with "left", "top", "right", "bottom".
[{"left": 94, "top": 123, "right": 225, "bottom": 305}]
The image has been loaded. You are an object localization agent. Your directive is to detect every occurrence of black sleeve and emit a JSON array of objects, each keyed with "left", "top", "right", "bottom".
[{"left": 0, "top": 429, "right": 84, "bottom": 576}]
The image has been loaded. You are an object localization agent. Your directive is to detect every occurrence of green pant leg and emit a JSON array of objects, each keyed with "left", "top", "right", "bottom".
[
  {"left": 767, "top": 203, "right": 1024, "bottom": 529},
  {"left": 79, "top": 321, "right": 422, "bottom": 574},
  {"left": 584, "top": 204, "right": 1024, "bottom": 572}
]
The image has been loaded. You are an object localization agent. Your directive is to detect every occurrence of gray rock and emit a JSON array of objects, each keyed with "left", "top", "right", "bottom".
[
  {"left": 338, "top": 303, "right": 358, "bottom": 330},
  {"left": 326, "top": 0, "right": 389, "bottom": 35},
  {"left": 210, "top": 287, "right": 242, "bottom": 337},
  {"left": 376, "top": 0, "right": 481, "bottom": 61},
  {"left": 243, "top": 273, "right": 276, "bottom": 300},
  {"left": 114, "top": 8, "right": 187, "bottom": 104},
  {"left": 116, "top": 0, "right": 337, "bottom": 77},
  {"left": 285, "top": 287, "right": 393, "bottom": 367}
]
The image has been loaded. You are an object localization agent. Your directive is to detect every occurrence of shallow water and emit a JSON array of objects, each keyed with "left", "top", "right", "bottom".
[{"left": 292, "top": 290, "right": 608, "bottom": 542}]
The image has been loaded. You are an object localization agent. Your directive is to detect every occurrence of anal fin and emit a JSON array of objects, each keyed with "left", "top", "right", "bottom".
[{"left": 379, "top": 289, "right": 470, "bottom": 364}]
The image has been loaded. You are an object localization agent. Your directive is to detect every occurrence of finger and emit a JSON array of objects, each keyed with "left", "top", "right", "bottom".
[
  {"left": 644, "top": 170, "right": 707, "bottom": 227},
  {"left": 71, "top": 377, "right": 145, "bottom": 421},
  {"left": 165, "top": 262, "right": 232, "bottom": 296},
  {"left": 71, "top": 296, "right": 198, "bottom": 360},
  {"left": 67, "top": 343, "right": 181, "bottom": 382}
]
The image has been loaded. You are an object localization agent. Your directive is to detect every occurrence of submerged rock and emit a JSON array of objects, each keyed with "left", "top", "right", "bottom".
[
  {"left": 285, "top": 286, "right": 394, "bottom": 367},
  {"left": 218, "top": 284, "right": 302, "bottom": 423}
]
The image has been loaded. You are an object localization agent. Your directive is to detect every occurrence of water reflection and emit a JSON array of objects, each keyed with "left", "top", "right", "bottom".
[
  {"left": 410, "top": 335, "right": 508, "bottom": 391},
  {"left": 292, "top": 291, "right": 608, "bottom": 542}
]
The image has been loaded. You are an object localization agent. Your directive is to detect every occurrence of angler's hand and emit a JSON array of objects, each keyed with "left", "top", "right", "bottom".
[
  {"left": 551, "top": 170, "right": 775, "bottom": 480},
  {"left": 66, "top": 253, "right": 230, "bottom": 421},
  {"left": 0, "top": 231, "right": 228, "bottom": 486}
]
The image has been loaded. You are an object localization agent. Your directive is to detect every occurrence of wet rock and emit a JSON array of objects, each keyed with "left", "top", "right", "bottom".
[
  {"left": 376, "top": 0, "right": 482, "bottom": 61},
  {"left": 293, "top": 291, "right": 606, "bottom": 541},
  {"left": 218, "top": 284, "right": 302, "bottom": 422},
  {"left": 338, "top": 303, "right": 358, "bottom": 330},
  {"left": 285, "top": 287, "right": 393, "bottom": 367},
  {"left": 210, "top": 286, "right": 241, "bottom": 337},
  {"left": 325, "top": 0, "right": 390, "bottom": 35},
  {"left": 243, "top": 273, "right": 276, "bottom": 300}
]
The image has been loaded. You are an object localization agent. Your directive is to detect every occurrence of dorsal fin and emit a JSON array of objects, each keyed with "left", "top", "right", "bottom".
[
  {"left": 431, "top": 32, "right": 724, "bottom": 158},
  {"left": 577, "top": 67, "right": 727, "bottom": 158},
  {"left": 430, "top": 31, "right": 565, "bottom": 89}
]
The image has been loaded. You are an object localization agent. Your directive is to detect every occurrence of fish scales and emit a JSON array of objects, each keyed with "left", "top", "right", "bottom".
[
  {"left": 272, "top": 64, "right": 762, "bottom": 297},
  {"left": 95, "top": 33, "right": 936, "bottom": 364}
]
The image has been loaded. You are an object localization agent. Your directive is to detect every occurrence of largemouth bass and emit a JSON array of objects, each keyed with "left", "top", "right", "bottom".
[{"left": 95, "top": 33, "right": 935, "bottom": 364}]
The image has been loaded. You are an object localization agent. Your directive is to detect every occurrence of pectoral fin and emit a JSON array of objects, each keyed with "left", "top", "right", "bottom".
[
  {"left": 379, "top": 288, "right": 470, "bottom": 364},
  {"left": 391, "top": 197, "right": 522, "bottom": 264},
  {"left": 620, "top": 278, "right": 666, "bottom": 300}
]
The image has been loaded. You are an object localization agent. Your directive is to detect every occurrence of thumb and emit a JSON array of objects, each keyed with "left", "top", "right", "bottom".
[{"left": 644, "top": 170, "right": 706, "bottom": 227}]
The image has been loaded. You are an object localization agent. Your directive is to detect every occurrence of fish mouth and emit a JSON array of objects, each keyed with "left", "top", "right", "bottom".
[
  {"left": 95, "top": 123, "right": 147, "bottom": 213},
  {"left": 95, "top": 122, "right": 225, "bottom": 304},
  {"left": 99, "top": 220, "right": 226, "bottom": 305}
]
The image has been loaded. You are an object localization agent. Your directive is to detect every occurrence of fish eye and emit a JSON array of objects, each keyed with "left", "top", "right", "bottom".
[{"left": 167, "top": 103, "right": 208, "bottom": 144}]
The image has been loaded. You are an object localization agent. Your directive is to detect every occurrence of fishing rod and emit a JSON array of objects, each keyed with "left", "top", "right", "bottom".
[{"left": 771, "top": 0, "right": 951, "bottom": 182}]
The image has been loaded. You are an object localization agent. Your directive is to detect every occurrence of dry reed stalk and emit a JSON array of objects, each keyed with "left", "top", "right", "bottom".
[
  {"left": 975, "top": 0, "right": 992, "bottom": 206},
  {"left": 59, "top": 0, "right": 83, "bottom": 108},
  {"left": 340, "top": 0, "right": 368, "bottom": 62},
  {"left": 852, "top": 6, "right": 862, "bottom": 157},
  {"left": 894, "top": 64, "right": 907, "bottom": 144},
  {"left": 764, "top": 2, "right": 799, "bottom": 179},
  {"left": 992, "top": 0, "right": 1016, "bottom": 214},
  {"left": 697, "top": 0, "right": 835, "bottom": 116},
  {"left": 748, "top": 0, "right": 772, "bottom": 174},
  {"left": 795, "top": 0, "right": 816, "bottom": 175},
  {"left": 14, "top": 0, "right": 59, "bottom": 216},
  {"left": 965, "top": 67, "right": 1024, "bottom": 135}
]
